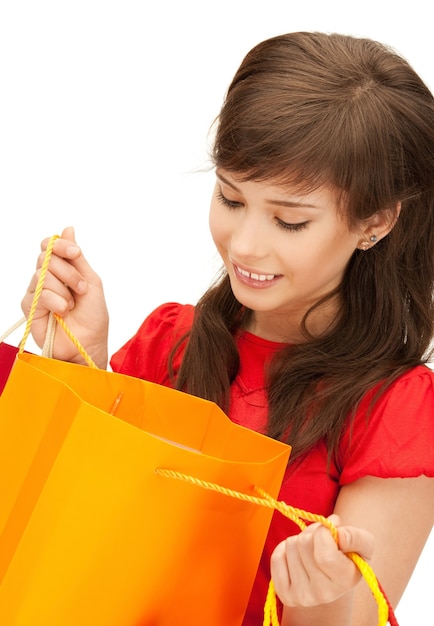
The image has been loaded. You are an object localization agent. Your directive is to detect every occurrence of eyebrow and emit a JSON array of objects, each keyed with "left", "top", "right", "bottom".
[{"left": 216, "top": 171, "right": 323, "bottom": 211}]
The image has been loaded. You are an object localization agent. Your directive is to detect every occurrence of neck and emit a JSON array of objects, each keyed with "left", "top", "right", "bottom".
[{"left": 246, "top": 302, "right": 339, "bottom": 344}]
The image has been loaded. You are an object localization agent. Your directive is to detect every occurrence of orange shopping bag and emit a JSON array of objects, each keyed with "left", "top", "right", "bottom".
[{"left": 0, "top": 335, "right": 290, "bottom": 626}]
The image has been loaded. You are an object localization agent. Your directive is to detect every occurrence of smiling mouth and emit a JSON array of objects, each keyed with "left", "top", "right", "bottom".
[{"left": 235, "top": 265, "right": 276, "bottom": 282}]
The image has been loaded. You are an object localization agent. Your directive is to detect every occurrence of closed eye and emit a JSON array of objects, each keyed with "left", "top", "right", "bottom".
[
  {"left": 216, "top": 189, "right": 243, "bottom": 209},
  {"left": 276, "top": 219, "right": 309, "bottom": 232},
  {"left": 217, "top": 188, "right": 309, "bottom": 232}
]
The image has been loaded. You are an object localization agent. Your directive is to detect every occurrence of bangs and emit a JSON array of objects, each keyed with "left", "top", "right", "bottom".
[
  {"left": 213, "top": 83, "right": 399, "bottom": 223},
  {"left": 211, "top": 32, "right": 430, "bottom": 223}
]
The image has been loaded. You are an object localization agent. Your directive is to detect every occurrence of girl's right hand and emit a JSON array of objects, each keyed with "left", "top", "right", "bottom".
[{"left": 21, "top": 226, "right": 109, "bottom": 369}]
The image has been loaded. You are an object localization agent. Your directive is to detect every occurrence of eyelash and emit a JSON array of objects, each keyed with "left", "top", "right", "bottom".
[
  {"left": 216, "top": 189, "right": 240, "bottom": 209},
  {"left": 276, "top": 220, "right": 309, "bottom": 233},
  {"left": 216, "top": 189, "right": 309, "bottom": 233}
]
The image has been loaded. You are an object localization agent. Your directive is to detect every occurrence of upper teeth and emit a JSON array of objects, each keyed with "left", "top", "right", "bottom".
[{"left": 237, "top": 266, "right": 275, "bottom": 281}]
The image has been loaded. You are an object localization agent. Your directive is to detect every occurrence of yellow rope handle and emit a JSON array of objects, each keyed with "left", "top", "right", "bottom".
[
  {"left": 155, "top": 469, "right": 392, "bottom": 626},
  {"left": 263, "top": 580, "right": 279, "bottom": 626},
  {"left": 19, "top": 234, "right": 98, "bottom": 369},
  {"left": 15, "top": 235, "right": 394, "bottom": 625},
  {"left": 53, "top": 314, "right": 98, "bottom": 369}
]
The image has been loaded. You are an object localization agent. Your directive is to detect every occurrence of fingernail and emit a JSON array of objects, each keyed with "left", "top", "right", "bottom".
[
  {"left": 67, "top": 245, "right": 80, "bottom": 256},
  {"left": 77, "top": 280, "right": 87, "bottom": 293}
]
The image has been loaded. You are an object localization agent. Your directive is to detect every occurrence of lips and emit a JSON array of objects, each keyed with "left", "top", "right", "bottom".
[
  {"left": 233, "top": 263, "right": 281, "bottom": 288},
  {"left": 236, "top": 266, "right": 276, "bottom": 281}
]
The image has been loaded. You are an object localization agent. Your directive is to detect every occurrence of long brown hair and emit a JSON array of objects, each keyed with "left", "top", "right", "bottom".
[{"left": 174, "top": 32, "right": 434, "bottom": 462}]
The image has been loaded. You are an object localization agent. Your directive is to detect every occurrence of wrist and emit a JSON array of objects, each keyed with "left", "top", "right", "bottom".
[{"left": 281, "top": 591, "right": 355, "bottom": 626}]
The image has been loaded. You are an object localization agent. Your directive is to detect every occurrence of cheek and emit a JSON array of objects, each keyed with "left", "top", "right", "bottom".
[
  {"left": 209, "top": 203, "right": 228, "bottom": 246},
  {"left": 313, "top": 237, "right": 359, "bottom": 280},
  {"left": 208, "top": 209, "right": 219, "bottom": 245},
  {"left": 288, "top": 231, "right": 357, "bottom": 278}
]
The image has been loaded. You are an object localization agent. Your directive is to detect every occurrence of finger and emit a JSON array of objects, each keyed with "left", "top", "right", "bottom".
[
  {"left": 40, "top": 231, "right": 80, "bottom": 255},
  {"left": 296, "top": 523, "right": 348, "bottom": 602},
  {"left": 270, "top": 539, "right": 298, "bottom": 604},
  {"left": 286, "top": 522, "right": 361, "bottom": 605},
  {"left": 271, "top": 539, "right": 292, "bottom": 585},
  {"left": 283, "top": 534, "right": 314, "bottom": 603},
  {"left": 329, "top": 514, "right": 375, "bottom": 560},
  {"left": 327, "top": 513, "right": 341, "bottom": 528},
  {"left": 32, "top": 287, "right": 75, "bottom": 318},
  {"left": 61, "top": 225, "right": 76, "bottom": 242},
  {"left": 35, "top": 252, "right": 88, "bottom": 296},
  {"left": 40, "top": 230, "right": 101, "bottom": 287},
  {"left": 337, "top": 525, "right": 375, "bottom": 560},
  {"left": 27, "top": 269, "right": 74, "bottom": 299},
  {"left": 25, "top": 273, "right": 76, "bottom": 315},
  {"left": 272, "top": 530, "right": 340, "bottom": 607}
]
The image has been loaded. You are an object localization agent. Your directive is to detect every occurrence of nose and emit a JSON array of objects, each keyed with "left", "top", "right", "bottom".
[{"left": 230, "top": 212, "right": 269, "bottom": 260}]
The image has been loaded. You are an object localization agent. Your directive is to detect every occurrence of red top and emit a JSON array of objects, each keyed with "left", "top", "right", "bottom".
[{"left": 111, "top": 302, "right": 434, "bottom": 624}]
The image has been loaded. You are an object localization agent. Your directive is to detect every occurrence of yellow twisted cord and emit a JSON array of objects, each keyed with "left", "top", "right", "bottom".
[
  {"left": 263, "top": 580, "right": 279, "bottom": 626},
  {"left": 346, "top": 552, "right": 389, "bottom": 625},
  {"left": 256, "top": 486, "right": 338, "bottom": 539},
  {"left": 19, "top": 234, "right": 98, "bottom": 369},
  {"left": 19, "top": 235, "right": 59, "bottom": 353},
  {"left": 52, "top": 313, "right": 98, "bottom": 369},
  {"left": 156, "top": 469, "right": 391, "bottom": 626},
  {"left": 16, "top": 236, "right": 393, "bottom": 625}
]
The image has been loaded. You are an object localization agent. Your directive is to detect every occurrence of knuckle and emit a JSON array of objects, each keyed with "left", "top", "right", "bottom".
[
  {"left": 317, "top": 550, "right": 336, "bottom": 570},
  {"left": 270, "top": 542, "right": 285, "bottom": 564},
  {"left": 298, "top": 531, "right": 313, "bottom": 550},
  {"left": 36, "top": 252, "right": 46, "bottom": 267}
]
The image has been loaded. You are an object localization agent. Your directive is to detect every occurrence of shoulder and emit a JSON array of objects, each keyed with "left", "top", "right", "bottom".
[
  {"left": 368, "top": 364, "right": 434, "bottom": 415},
  {"left": 364, "top": 363, "right": 434, "bottom": 407},
  {"left": 109, "top": 303, "right": 195, "bottom": 384},
  {"left": 131, "top": 302, "right": 195, "bottom": 338},
  {"left": 339, "top": 365, "right": 434, "bottom": 484},
  {"left": 353, "top": 364, "right": 434, "bottom": 423},
  {"left": 385, "top": 362, "right": 434, "bottom": 387}
]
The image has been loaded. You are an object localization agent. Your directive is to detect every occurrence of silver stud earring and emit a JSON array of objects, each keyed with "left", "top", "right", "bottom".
[{"left": 370, "top": 234, "right": 378, "bottom": 243}]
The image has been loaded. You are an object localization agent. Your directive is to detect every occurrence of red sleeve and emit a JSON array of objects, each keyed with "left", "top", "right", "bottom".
[
  {"left": 109, "top": 303, "right": 194, "bottom": 386},
  {"left": 339, "top": 365, "right": 434, "bottom": 484}
]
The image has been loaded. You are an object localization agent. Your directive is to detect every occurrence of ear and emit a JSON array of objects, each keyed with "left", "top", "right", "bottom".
[{"left": 357, "top": 202, "right": 401, "bottom": 250}]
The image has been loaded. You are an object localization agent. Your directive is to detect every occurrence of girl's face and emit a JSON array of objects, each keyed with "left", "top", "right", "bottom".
[{"left": 209, "top": 169, "right": 363, "bottom": 342}]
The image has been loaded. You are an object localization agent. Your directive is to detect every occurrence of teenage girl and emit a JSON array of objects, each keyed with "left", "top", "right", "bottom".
[{"left": 22, "top": 32, "right": 434, "bottom": 626}]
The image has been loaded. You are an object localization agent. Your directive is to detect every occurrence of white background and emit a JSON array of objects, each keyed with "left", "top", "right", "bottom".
[{"left": 0, "top": 1, "right": 432, "bottom": 622}]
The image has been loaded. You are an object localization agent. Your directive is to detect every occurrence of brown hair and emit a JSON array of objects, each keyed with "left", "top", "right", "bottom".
[{"left": 173, "top": 32, "right": 434, "bottom": 462}]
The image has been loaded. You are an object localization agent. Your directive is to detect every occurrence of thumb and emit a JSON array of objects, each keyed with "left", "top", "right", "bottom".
[
  {"left": 61, "top": 225, "right": 77, "bottom": 243},
  {"left": 337, "top": 524, "right": 375, "bottom": 560}
]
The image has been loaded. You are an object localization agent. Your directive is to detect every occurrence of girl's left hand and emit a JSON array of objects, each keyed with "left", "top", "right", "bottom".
[{"left": 270, "top": 514, "right": 374, "bottom": 608}]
